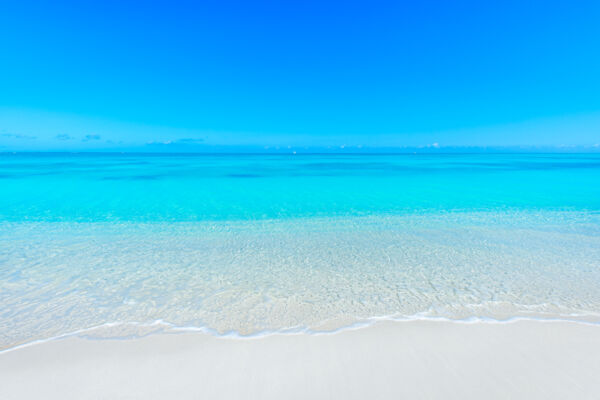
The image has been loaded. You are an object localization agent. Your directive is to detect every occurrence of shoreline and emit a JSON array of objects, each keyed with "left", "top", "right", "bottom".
[
  {"left": 2, "top": 319, "right": 599, "bottom": 399},
  {"left": 3, "top": 313, "right": 600, "bottom": 355}
]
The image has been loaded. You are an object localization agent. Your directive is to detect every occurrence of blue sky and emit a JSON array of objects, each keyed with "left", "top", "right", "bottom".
[{"left": 1, "top": 0, "right": 599, "bottom": 152}]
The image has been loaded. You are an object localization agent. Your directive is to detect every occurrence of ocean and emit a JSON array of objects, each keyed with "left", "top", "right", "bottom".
[{"left": 1, "top": 153, "right": 600, "bottom": 349}]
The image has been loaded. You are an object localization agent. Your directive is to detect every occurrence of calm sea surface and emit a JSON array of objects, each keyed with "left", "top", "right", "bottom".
[{"left": 1, "top": 153, "right": 600, "bottom": 349}]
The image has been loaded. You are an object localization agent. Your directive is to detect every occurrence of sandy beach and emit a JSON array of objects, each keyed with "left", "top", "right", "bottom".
[
  {"left": 1, "top": 320, "right": 599, "bottom": 399},
  {"left": 3, "top": 0, "right": 600, "bottom": 398}
]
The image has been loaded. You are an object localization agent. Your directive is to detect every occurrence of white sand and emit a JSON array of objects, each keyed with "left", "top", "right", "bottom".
[{"left": 1, "top": 320, "right": 599, "bottom": 399}]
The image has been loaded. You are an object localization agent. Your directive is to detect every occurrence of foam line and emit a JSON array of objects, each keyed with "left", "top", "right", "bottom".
[{"left": 3, "top": 313, "right": 600, "bottom": 355}]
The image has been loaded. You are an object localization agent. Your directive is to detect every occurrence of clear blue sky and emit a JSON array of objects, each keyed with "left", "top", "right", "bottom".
[{"left": 1, "top": 0, "right": 599, "bottom": 151}]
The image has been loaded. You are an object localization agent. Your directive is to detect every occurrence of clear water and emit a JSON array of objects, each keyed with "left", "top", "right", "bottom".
[{"left": 1, "top": 153, "right": 600, "bottom": 349}]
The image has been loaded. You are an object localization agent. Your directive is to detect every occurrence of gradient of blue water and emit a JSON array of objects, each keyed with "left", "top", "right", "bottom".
[
  {"left": 2, "top": 153, "right": 600, "bottom": 349},
  {"left": 2, "top": 153, "right": 600, "bottom": 221}
]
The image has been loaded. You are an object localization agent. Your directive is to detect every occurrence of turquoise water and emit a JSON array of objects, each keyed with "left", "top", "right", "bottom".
[
  {"left": 1, "top": 153, "right": 600, "bottom": 349},
  {"left": 2, "top": 153, "right": 600, "bottom": 221}
]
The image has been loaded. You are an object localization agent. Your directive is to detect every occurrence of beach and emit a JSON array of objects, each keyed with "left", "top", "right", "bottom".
[
  {"left": 2, "top": 154, "right": 600, "bottom": 399},
  {"left": 3, "top": 1, "right": 600, "bottom": 397},
  {"left": 1, "top": 320, "right": 599, "bottom": 399}
]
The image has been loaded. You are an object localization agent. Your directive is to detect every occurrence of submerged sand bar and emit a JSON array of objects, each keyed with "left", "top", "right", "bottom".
[{"left": 1, "top": 320, "right": 599, "bottom": 399}]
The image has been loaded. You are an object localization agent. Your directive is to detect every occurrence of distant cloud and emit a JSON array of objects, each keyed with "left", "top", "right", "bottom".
[
  {"left": 82, "top": 134, "right": 101, "bottom": 141},
  {"left": 55, "top": 134, "right": 73, "bottom": 141},
  {"left": 1, "top": 133, "right": 37, "bottom": 140},
  {"left": 416, "top": 142, "right": 441, "bottom": 149},
  {"left": 146, "top": 138, "right": 206, "bottom": 147},
  {"left": 146, "top": 140, "right": 173, "bottom": 145},
  {"left": 176, "top": 138, "right": 205, "bottom": 144}
]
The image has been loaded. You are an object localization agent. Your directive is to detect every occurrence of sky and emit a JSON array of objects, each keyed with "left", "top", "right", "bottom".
[{"left": 1, "top": 0, "right": 599, "bottom": 152}]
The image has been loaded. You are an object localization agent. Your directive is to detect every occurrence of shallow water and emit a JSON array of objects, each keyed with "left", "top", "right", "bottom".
[{"left": 1, "top": 154, "right": 600, "bottom": 349}]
